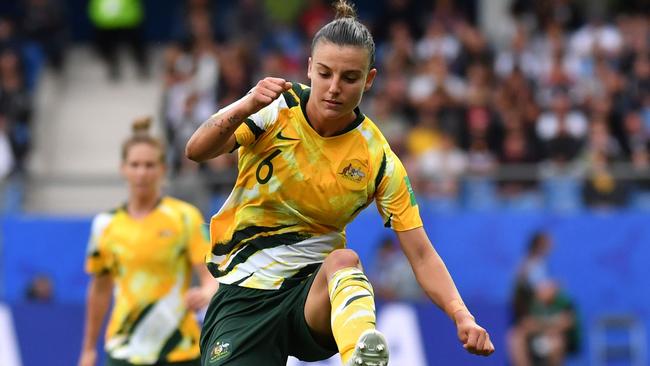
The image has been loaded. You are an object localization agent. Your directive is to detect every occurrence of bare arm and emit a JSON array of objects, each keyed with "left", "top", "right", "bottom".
[
  {"left": 79, "top": 274, "right": 113, "bottom": 366},
  {"left": 396, "top": 227, "right": 463, "bottom": 315},
  {"left": 185, "top": 264, "right": 220, "bottom": 311},
  {"left": 185, "top": 77, "right": 292, "bottom": 162},
  {"left": 396, "top": 227, "right": 494, "bottom": 356}
]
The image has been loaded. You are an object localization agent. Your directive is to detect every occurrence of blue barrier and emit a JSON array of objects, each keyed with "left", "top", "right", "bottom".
[
  {"left": 11, "top": 302, "right": 87, "bottom": 366},
  {"left": 1, "top": 215, "right": 91, "bottom": 304},
  {"left": 2, "top": 208, "right": 649, "bottom": 365}
]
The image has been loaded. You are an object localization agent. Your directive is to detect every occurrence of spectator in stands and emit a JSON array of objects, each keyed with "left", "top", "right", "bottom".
[
  {"left": 415, "top": 19, "right": 460, "bottom": 64},
  {"left": 163, "top": 9, "right": 220, "bottom": 173},
  {"left": 466, "top": 136, "right": 497, "bottom": 176},
  {"left": 578, "top": 115, "right": 628, "bottom": 209},
  {"left": 377, "top": 20, "right": 416, "bottom": 73},
  {"left": 462, "top": 64, "right": 499, "bottom": 151},
  {"left": 409, "top": 55, "right": 467, "bottom": 108},
  {"left": 537, "top": 88, "right": 587, "bottom": 163},
  {"left": 417, "top": 131, "right": 468, "bottom": 197},
  {"left": 494, "top": 67, "right": 540, "bottom": 129},
  {"left": 495, "top": 24, "right": 540, "bottom": 80},
  {"left": 88, "top": 0, "right": 149, "bottom": 80},
  {"left": 170, "top": 0, "right": 220, "bottom": 44},
  {"left": 20, "top": 0, "right": 68, "bottom": 75},
  {"left": 621, "top": 109, "right": 650, "bottom": 189},
  {"left": 368, "top": 91, "right": 409, "bottom": 155},
  {"left": 569, "top": 16, "right": 623, "bottom": 63},
  {"left": 0, "top": 17, "right": 21, "bottom": 54},
  {"left": 497, "top": 113, "right": 540, "bottom": 197},
  {"left": 625, "top": 52, "right": 649, "bottom": 108},
  {"left": 372, "top": 0, "right": 423, "bottom": 44},
  {"left": 220, "top": 0, "right": 268, "bottom": 43},
  {"left": 216, "top": 45, "right": 252, "bottom": 107},
  {"left": 582, "top": 151, "right": 630, "bottom": 208},
  {"left": 78, "top": 117, "right": 217, "bottom": 366},
  {"left": 0, "top": 49, "right": 32, "bottom": 172},
  {"left": 370, "top": 236, "right": 425, "bottom": 302},
  {"left": 581, "top": 117, "right": 623, "bottom": 163},
  {"left": 453, "top": 21, "right": 493, "bottom": 77},
  {"left": 0, "top": 113, "right": 14, "bottom": 179}
]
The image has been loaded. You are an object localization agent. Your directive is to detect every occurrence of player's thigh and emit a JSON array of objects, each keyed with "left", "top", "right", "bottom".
[
  {"left": 289, "top": 271, "right": 337, "bottom": 362},
  {"left": 303, "top": 263, "right": 332, "bottom": 338}
]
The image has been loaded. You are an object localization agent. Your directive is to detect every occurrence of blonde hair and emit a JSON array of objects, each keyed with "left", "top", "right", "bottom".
[
  {"left": 121, "top": 116, "right": 166, "bottom": 162},
  {"left": 334, "top": 0, "right": 356, "bottom": 19}
]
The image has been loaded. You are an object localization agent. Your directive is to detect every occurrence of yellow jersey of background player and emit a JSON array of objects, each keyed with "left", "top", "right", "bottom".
[{"left": 86, "top": 197, "right": 209, "bottom": 364}]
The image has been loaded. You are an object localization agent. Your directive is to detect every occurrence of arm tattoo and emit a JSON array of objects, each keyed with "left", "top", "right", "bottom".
[{"left": 203, "top": 113, "right": 242, "bottom": 132}]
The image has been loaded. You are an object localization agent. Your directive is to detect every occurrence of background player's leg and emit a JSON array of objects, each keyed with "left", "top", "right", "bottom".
[{"left": 304, "top": 249, "right": 378, "bottom": 364}]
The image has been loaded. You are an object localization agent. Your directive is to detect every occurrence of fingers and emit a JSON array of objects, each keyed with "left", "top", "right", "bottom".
[
  {"left": 483, "top": 337, "right": 495, "bottom": 355},
  {"left": 248, "top": 77, "right": 291, "bottom": 112},
  {"left": 265, "top": 77, "right": 292, "bottom": 91},
  {"left": 464, "top": 329, "right": 479, "bottom": 352},
  {"left": 462, "top": 327, "right": 495, "bottom": 356},
  {"left": 261, "top": 78, "right": 287, "bottom": 94}
]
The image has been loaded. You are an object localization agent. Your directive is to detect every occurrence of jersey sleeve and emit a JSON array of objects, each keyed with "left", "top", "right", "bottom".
[
  {"left": 85, "top": 212, "right": 114, "bottom": 275},
  {"left": 184, "top": 205, "right": 211, "bottom": 265},
  {"left": 232, "top": 94, "right": 287, "bottom": 147},
  {"left": 374, "top": 148, "right": 423, "bottom": 231}
]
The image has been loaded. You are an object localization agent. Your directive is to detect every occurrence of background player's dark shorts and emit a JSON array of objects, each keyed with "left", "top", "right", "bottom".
[
  {"left": 200, "top": 273, "right": 338, "bottom": 366},
  {"left": 106, "top": 356, "right": 200, "bottom": 366}
]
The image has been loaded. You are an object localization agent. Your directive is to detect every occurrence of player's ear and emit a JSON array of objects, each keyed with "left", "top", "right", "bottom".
[
  {"left": 364, "top": 68, "right": 377, "bottom": 92},
  {"left": 307, "top": 57, "right": 313, "bottom": 80}
]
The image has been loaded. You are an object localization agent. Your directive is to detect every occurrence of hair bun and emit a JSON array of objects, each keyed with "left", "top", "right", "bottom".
[
  {"left": 334, "top": 0, "right": 356, "bottom": 19},
  {"left": 132, "top": 116, "right": 152, "bottom": 137}
]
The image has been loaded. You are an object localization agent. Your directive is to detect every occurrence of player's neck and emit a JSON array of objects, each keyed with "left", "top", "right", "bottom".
[
  {"left": 127, "top": 192, "right": 161, "bottom": 219},
  {"left": 306, "top": 99, "right": 356, "bottom": 137}
]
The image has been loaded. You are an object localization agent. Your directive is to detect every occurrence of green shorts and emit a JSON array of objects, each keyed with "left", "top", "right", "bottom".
[{"left": 199, "top": 274, "right": 338, "bottom": 366}]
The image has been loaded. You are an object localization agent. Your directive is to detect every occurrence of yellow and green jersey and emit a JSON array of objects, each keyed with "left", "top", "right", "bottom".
[
  {"left": 208, "top": 83, "right": 423, "bottom": 290},
  {"left": 85, "top": 197, "right": 210, "bottom": 365}
]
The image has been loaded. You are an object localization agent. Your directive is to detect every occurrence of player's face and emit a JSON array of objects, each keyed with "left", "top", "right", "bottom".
[
  {"left": 308, "top": 42, "right": 377, "bottom": 125},
  {"left": 121, "top": 143, "right": 165, "bottom": 197}
]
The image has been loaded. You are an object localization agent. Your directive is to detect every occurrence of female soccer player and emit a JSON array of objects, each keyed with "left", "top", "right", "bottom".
[
  {"left": 186, "top": 1, "right": 495, "bottom": 365},
  {"left": 79, "top": 117, "right": 218, "bottom": 366}
]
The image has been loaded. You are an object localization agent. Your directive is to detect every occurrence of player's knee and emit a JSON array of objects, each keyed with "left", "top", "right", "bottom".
[{"left": 324, "top": 249, "right": 360, "bottom": 275}]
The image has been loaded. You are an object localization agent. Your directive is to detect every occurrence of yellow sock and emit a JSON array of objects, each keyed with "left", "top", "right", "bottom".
[{"left": 328, "top": 267, "right": 376, "bottom": 363}]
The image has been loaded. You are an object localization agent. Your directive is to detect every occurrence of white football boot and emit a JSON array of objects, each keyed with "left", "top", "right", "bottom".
[{"left": 345, "top": 329, "right": 389, "bottom": 366}]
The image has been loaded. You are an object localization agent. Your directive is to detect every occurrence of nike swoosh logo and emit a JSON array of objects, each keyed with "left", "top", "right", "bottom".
[{"left": 276, "top": 131, "right": 299, "bottom": 141}]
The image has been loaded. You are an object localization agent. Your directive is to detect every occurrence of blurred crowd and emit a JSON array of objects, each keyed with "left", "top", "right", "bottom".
[
  {"left": 0, "top": 0, "right": 649, "bottom": 213},
  {"left": 161, "top": 0, "right": 650, "bottom": 212},
  {"left": 0, "top": 0, "right": 66, "bottom": 181}
]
